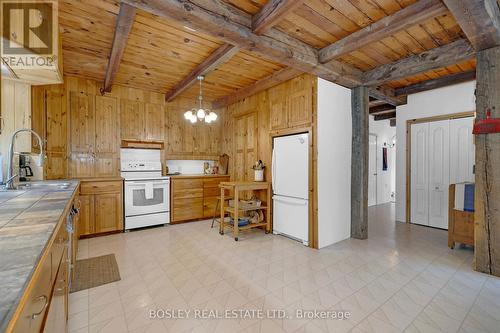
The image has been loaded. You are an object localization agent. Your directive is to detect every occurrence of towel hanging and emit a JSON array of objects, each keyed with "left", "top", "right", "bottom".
[{"left": 144, "top": 183, "right": 154, "bottom": 200}]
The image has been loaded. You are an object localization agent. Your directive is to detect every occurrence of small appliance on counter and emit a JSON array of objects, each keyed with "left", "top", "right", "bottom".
[{"left": 18, "top": 154, "right": 34, "bottom": 182}]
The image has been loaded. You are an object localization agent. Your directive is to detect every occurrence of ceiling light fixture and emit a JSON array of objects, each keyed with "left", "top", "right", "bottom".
[{"left": 184, "top": 75, "right": 217, "bottom": 124}]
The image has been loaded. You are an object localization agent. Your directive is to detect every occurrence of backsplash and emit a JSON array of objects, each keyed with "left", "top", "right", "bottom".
[{"left": 166, "top": 160, "right": 215, "bottom": 174}]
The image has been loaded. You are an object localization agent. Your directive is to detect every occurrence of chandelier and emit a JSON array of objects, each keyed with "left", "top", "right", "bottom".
[{"left": 184, "top": 76, "right": 218, "bottom": 124}]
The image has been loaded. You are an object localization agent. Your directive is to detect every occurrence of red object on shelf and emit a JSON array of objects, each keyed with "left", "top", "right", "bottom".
[{"left": 473, "top": 110, "right": 500, "bottom": 134}]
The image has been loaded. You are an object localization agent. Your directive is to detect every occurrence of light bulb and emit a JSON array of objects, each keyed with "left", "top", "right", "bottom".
[
  {"left": 197, "top": 108, "right": 206, "bottom": 119},
  {"left": 211, "top": 112, "right": 217, "bottom": 121},
  {"left": 205, "top": 116, "right": 212, "bottom": 123},
  {"left": 190, "top": 115, "right": 197, "bottom": 123},
  {"left": 184, "top": 111, "right": 193, "bottom": 120}
]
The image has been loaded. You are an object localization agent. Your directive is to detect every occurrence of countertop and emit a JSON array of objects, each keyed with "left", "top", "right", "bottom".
[
  {"left": 0, "top": 180, "right": 79, "bottom": 332},
  {"left": 168, "top": 174, "right": 230, "bottom": 179}
]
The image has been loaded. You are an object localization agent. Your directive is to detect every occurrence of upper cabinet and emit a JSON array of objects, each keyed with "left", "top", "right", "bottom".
[
  {"left": 269, "top": 75, "right": 313, "bottom": 131},
  {"left": 120, "top": 100, "right": 164, "bottom": 142}
]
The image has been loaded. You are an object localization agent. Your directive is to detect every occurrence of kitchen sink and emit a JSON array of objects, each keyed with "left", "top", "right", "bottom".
[{"left": 1, "top": 181, "right": 72, "bottom": 191}]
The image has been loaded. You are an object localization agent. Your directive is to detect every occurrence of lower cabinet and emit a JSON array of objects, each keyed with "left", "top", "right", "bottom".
[
  {"left": 78, "top": 179, "right": 123, "bottom": 237},
  {"left": 171, "top": 176, "right": 229, "bottom": 223},
  {"left": 9, "top": 199, "right": 74, "bottom": 333}
]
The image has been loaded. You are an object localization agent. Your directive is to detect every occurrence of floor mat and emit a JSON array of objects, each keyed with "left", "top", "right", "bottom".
[{"left": 70, "top": 254, "right": 121, "bottom": 293}]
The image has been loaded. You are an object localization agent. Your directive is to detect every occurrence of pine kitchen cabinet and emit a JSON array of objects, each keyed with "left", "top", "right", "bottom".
[
  {"left": 120, "top": 99, "right": 164, "bottom": 142},
  {"left": 171, "top": 175, "right": 230, "bottom": 223},
  {"left": 69, "top": 93, "right": 120, "bottom": 178},
  {"left": 78, "top": 178, "right": 124, "bottom": 237}
]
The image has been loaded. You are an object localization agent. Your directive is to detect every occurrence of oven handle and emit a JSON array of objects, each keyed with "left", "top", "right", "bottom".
[{"left": 126, "top": 180, "right": 170, "bottom": 185}]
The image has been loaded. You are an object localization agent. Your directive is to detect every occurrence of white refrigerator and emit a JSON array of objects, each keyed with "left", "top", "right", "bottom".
[{"left": 272, "top": 133, "right": 309, "bottom": 245}]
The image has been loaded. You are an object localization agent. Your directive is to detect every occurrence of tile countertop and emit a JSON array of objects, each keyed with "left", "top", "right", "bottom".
[{"left": 0, "top": 180, "right": 79, "bottom": 332}]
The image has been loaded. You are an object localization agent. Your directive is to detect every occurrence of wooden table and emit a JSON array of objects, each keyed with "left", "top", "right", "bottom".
[{"left": 219, "top": 181, "right": 272, "bottom": 241}]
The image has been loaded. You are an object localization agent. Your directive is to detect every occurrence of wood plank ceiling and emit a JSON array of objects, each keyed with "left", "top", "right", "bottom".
[{"left": 59, "top": 0, "right": 479, "bottom": 113}]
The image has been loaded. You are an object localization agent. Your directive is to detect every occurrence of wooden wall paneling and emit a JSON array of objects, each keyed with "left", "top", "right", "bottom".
[{"left": 120, "top": 99, "right": 145, "bottom": 140}]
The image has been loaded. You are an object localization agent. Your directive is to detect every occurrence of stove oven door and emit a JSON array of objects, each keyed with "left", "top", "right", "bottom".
[{"left": 124, "top": 179, "right": 170, "bottom": 217}]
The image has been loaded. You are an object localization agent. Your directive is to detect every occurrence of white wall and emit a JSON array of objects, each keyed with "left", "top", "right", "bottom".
[
  {"left": 395, "top": 81, "right": 476, "bottom": 222},
  {"left": 369, "top": 117, "right": 396, "bottom": 205},
  {"left": 317, "top": 78, "right": 352, "bottom": 248}
]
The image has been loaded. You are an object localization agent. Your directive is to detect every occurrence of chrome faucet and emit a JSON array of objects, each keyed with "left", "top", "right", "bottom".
[{"left": 5, "top": 129, "right": 44, "bottom": 190}]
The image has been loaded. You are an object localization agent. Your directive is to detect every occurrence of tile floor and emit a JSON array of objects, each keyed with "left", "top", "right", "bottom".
[{"left": 69, "top": 203, "right": 500, "bottom": 333}]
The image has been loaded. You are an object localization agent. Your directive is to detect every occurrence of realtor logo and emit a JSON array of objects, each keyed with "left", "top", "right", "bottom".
[{"left": 1, "top": 0, "right": 57, "bottom": 69}]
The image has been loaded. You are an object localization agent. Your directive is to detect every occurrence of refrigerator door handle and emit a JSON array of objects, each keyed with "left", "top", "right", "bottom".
[
  {"left": 272, "top": 195, "right": 307, "bottom": 205},
  {"left": 271, "top": 148, "right": 276, "bottom": 191}
]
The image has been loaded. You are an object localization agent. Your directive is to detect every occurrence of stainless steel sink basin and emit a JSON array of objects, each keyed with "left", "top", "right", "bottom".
[{"left": 2, "top": 181, "right": 72, "bottom": 191}]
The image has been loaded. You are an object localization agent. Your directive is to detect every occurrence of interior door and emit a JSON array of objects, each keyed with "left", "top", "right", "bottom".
[
  {"left": 450, "top": 117, "right": 475, "bottom": 183},
  {"left": 428, "top": 120, "right": 450, "bottom": 229},
  {"left": 368, "top": 134, "right": 377, "bottom": 206},
  {"left": 411, "top": 122, "right": 429, "bottom": 226}
]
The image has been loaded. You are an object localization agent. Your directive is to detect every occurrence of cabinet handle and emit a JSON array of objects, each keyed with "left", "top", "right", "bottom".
[{"left": 31, "top": 295, "right": 48, "bottom": 319}]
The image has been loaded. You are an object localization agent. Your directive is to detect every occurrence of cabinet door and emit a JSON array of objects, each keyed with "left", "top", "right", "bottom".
[
  {"left": 45, "top": 151, "right": 67, "bottom": 180},
  {"left": 43, "top": 250, "right": 67, "bottom": 333},
  {"left": 94, "top": 153, "right": 119, "bottom": 177},
  {"left": 31, "top": 86, "right": 46, "bottom": 153},
  {"left": 70, "top": 92, "right": 95, "bottom": 153},
  {"left": 94, "top": 193, "right": 123, "bottom": 233},
  {"left": 145, "top": 103, "right": 164, "bottom": 141},
  {"left": 46, "top": 90, "right": 67, "bottom": 153},
  {"left": 69, "top": 153, "right": 94, "bottom": 178},
  {"left": 269, "top": 85, "right": 288, "bottom": 131},
  {"left": 78, "top": 194, "right": 94, "bottom": 236},
  {"left": 95, "top": 95, "right": 118, "bottom": 153},
  {"left": 288, "top": 89, "right": 312, "bottom": 128},
  {"left": 120, "top": 99, "right": 144, "bottom": 140}
]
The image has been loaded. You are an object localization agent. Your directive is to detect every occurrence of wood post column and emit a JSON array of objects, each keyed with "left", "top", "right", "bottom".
[
  {"left": 474, "top": 46, "right": 500, "bottom": 276},
  {"left": 351, "top": 86, "right": 369, "bottom": 239}
]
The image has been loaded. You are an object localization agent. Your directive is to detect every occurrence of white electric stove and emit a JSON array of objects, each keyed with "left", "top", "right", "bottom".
[{"left": 120, "top": 149, "right": 170, "bottom": 230}]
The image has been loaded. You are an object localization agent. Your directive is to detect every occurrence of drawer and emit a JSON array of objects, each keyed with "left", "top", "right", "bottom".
[
  {"left": 203, "top": 187, "right": 221, "bottom": 197},
  {"left": 172, "top": 198, "right": 203, "bottom": 221},
  {"left": 172, "top": 179, "right": 203, "bottom": 191},
  {"left": 12, "top": 252, "right": 53, "bottom": 333},
  {"left": 203, "top": 177, "right": 229, "bottom": 188},
  {"left": 80, "top": 181, "right": 122, "bottom": 194},
  {"left": 173, "top": 188, "right": 203, "bottom": 199}
]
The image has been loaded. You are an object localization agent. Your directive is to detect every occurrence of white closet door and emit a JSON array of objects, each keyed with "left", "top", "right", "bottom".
[
  {"left": 368, "top": 134, "right": 377, "bottom": 206},
  {"left": 450, "top": 117, "right": 475, "bottom": 183},
  {"left": 411, "top": 122, "right": 429, "bottom": 226},
  {"left": 428, "top": 120, "right": 450, "bottom": 229}
]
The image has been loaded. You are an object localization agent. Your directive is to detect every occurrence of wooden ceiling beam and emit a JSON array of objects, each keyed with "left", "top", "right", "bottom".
[
  {"left": 212, "top": 67, "right": 302, "bottom": 108},
  {"left": 252, "top": 0, "right": 305, "bottom": 35},
  {"left": 165, "top": 43, "right": 239, "bottom": 102},
  {"left": 369, "top": 99, "right": 387, "bottom": 108},
  {"left": 442, "top": 0, "right": 500, "bottom": 51},
  {"left": 395, "top": 70, "right": 476, "bottom": 96},
  {"left": 102, "top": 3, "right": 136, "bottom": 93},
  {"left": 374, "top": 111, "right": 396, "bottom": 121},
  {"left": 122, "top": 0, "right": 362, "bottom": 88},
  {"left": 369, "top": 86, "right": 407, "bottom": 106},
  {"left": 319, "top": 0, "right": 448, "bottom": 63},
  {"left": 362, "top": 39, "right": 475, "bottom": 86},
  {"left": 369, "top": 104, "right": 395, "bottom": 114}
]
